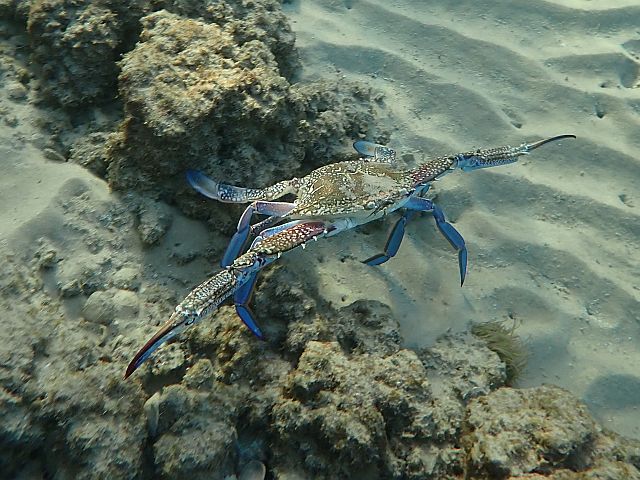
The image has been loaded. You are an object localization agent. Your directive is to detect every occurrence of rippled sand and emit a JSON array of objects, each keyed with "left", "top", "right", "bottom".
[{"left": 284, "top": 0, "right": 640, "bottom": 438}]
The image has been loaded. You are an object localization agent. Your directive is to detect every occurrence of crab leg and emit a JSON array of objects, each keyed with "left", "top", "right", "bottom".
[
  {"left": 414, "top": 198, "right": 468, "bottom": 286},
  {"left": 186, "top": 169, "right": 300, "bottom": 202},
  {"left": 363, "top": 210, "right": 417, "bottom": 266},
  {"left": 223, "top": 215, "right": 285, "bottom": 260},
  {"left": 222, "top": 201, "right": 296, "bottom": 267},
  {"left": 409, "top": 134, "right": 576, "bottom": 186},
  {"left": 125, "top": 220, "right": 331, "bottom": 379},
  {"left": 231, "top": 220, "right": 322, "bottom": 338},
  {"left": 364, "top": 197, "right": 468, "bottom": 285},
  {"left": 454, "top": 134, "right": 576, "bottom": 172},
  {"left": 429, "top": 202, "right": 468, "bottom": 286},
  {"left": 361, "top": 185, "right": 437, "bottom": 266}
]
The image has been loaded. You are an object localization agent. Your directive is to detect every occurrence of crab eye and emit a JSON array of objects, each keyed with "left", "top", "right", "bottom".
[{"left": 365, "top": 201, "right": 376, "bottom": 210}]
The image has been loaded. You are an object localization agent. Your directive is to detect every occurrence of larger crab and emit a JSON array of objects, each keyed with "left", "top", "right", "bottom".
[{"left": 125, "top": 134, "right": 574, "bottom": 378}]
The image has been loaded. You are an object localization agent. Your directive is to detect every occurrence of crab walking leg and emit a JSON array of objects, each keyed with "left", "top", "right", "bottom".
[
  {"left": 431, "top": 204, "right": 468, "bottom": 286},
  {"left": 408, "top": 197, "right": 467, "bottom": 286},
  {"left": 222, "top": 201, "right": 296, "bottom": 267},
  {"left": 232, "top": 272, "right": 262, "bottom": 339},
  {"left": 231, "top": 220, "right": 325, "bottom": 338},
  {"left": 361, "top": 184, "right": 433, "bottom": 265},
  {"left": 365, "top": 197, "right": 468, "bottom": 285},
  {"left": 186, "top": 169, "right": 300, "bottom": 202},
  {"left": 125, "top": 220, "right": 331, "bottom": 379},
  {"left": 363, "top": 210, "right": 417, "bottom": 266},
  {"left": 231, "top": 234, "right": 267, "bottom": 339}
]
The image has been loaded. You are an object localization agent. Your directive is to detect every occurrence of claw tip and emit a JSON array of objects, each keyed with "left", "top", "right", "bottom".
[{"left": 123, "top": 363, "right": 136, "bottom": 380}]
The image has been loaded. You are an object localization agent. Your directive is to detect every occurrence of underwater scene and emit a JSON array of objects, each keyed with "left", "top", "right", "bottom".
[{"left": 1, "top": 0, "right": 639, "bottom": 478}]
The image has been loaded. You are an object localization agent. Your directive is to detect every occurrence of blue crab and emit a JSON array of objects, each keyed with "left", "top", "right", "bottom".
[{"left": 125, "top": 134, "right": 574, "bottom": 378}]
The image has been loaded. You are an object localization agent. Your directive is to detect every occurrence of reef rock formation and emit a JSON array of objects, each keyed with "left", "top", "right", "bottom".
[
  {"left": 463, "top": 385, "right": 640, "bottom": 480},
  {"left": 12, "top": 0, "right": 297, "bottom": 108},
  {"left": 25, "top": 0, "right": 143, "bottom": 107},
  {"left": 105, "top": 9, "right": 379, "bottom": 216}
]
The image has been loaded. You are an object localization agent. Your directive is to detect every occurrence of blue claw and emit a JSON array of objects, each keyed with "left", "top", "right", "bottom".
[
  {"left": 234, "top": 270, "right": 256, "bottom": 304},
  {"left": 235, "top": 305, "right": 265, "bottom": 340},
  {"left": 353, "top": 140, "right": 396, "bottom": 163},
  {"left": 363, "top": 253, "right": 389, "bottom": 266},
  {"left": 458, "top": 248, "right": 468, "bottom": 286},
  {"left": 223, "top": 202, "right": 297, "bottom": 267},
  {"left": 385, "top": 216, "right": 409, "bottom": 257},
  {"left": 186, "top": 170, "right": 221, "bottom": 200},
  {"left": 353, "top": 140, "right": 378, "bottom": 157}
]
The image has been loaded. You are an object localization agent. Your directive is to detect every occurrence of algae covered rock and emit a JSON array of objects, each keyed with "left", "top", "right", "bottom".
[
  {"left": 335, "top": 299, "right": 402, "bottom": 356},
  {"left": 0, "top": 387, "right": 44, "bottom": 473},
  {"left": 271, "top": 340, "right": 461, "bottom": 478},
  {"left": 462, "top": 385, "right": 640, "bottom": 479},
  {"left": 119, "top": 10, "right": 287, "bottom": 137},
  {"left": 151, "top": 383, "right": 240, "bottom": 480},
  {"left": 157, "top": 0, "right": 300, "bottom": 79},
  {"left": 106, "top": 9, "right": 379, "bottom": 215},
  {"left": 26, "top": 0, "right": 135, "bottom": 107},
  {"left": 16, "top": 0, "right": 298, "bottom": 108},
  {"left": 31, "top": 363, "right": 147, "bottom": 479},
  {"left": 420, "top": 331, "right": 507, "bottom": 401},
  {"left": 106, "top": 9, "right": 290, "bottom": 196},
  {"left": 463, "top": 385, "right": 596, "bottom": 477}
]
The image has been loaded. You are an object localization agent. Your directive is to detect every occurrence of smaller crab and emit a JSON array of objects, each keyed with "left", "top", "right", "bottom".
[{"left": 125, "top": 134, "right": 575, "bottom": 378}]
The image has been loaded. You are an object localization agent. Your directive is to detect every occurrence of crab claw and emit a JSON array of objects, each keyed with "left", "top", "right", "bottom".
[
  {"left": 457, "top": 134, "right": 576, "bottom": 171},
  {"left": 525, "top": 134, "right": 576, "bottom": 151},
  {"left": 186, "top": 169, "right": 223, "bottom": 200},
  {"left": 353, "top": 140, "right": 379, "bottom": 157},
  {"left": 125, "top": 268, "right": 238, "bottom": 379},
  {"left": 186, "top": 169, "right": 256, "bottom": 203},
  {"left": 353, "top": 140, "right": 397, "bottom": 163},
  {"left": 124, "top": 310, "right": 190, "bottom": 379},
  {"left": 125, "top": 220, "right": 333, "bottom": 379}
]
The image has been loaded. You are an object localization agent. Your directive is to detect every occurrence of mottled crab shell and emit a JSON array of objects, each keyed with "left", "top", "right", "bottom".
[{"left": 289, "top": 160, "right": 412, "bottom": 218}]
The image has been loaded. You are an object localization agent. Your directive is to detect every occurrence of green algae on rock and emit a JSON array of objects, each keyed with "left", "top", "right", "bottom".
[
  {"left": 151, "top": 383, "right": 240, "bottom": 479},
  {"left": 471, "top": 320, "right": 528, "bottom": 385}
]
